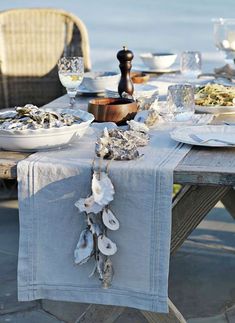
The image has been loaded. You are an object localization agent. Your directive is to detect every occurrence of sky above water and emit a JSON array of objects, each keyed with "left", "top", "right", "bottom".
[{"left": 0, "top": 0, "right": 234, "bottom": 69}]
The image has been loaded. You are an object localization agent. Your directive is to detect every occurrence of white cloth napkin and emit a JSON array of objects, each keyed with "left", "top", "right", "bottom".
[{"left": 17, "top": 123, "right": 191, "bottom": 313}]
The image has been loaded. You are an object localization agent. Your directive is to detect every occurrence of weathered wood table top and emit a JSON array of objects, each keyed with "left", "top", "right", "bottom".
[{"left": 1, "top": 94, "right": 235, "bottom": 186}]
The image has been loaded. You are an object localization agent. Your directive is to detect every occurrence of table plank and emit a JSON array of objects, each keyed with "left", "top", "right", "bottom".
[
  {"left": 174, "top": 146, "right": 235, "bottom": 185},
  {"left": 0, "top": 151, "right": 30, "bottom": 179}
]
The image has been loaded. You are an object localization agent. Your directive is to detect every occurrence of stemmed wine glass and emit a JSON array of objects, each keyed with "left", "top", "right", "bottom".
[
  {"left": 58, "top": 56, "right": 84, "bottom": 107},
  {"left": 213, "top": 18, "right": 235, "bottom": 64}
]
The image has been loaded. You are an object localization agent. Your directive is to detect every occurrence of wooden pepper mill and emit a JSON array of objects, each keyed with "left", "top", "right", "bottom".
[{"left": 117, "top": 46, "right": 134, "bottom": 97}]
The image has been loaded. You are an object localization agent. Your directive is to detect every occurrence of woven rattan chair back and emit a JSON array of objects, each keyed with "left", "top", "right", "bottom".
[{"left": 0, "top": 8, "right": 91, "bottom": 108}]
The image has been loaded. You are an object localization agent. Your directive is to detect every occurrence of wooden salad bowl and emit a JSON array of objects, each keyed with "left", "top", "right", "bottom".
[{"left": 88, "top": 97, "right": 137, "bottom": 124}]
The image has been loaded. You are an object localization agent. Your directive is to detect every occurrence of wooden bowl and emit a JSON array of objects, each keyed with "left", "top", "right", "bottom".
[
  {"left": 131, "top": 72, "right": 150, "bottom": 84},
  {"left": 88, "top": 97, "right": 137, "bottom": 124}
]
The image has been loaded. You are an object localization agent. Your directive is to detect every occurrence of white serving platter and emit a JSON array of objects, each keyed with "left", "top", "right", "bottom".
[
  {"left": 170, "top": 125, "right": 235, "bottom": 147},
  {"left": 0, "top": 108, "right": 94, "bottom": 152}
]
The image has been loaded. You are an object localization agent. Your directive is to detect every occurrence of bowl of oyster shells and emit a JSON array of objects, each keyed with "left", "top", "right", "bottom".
[{"left": 0, "top": 104, "right": 94, "bottom": 151}]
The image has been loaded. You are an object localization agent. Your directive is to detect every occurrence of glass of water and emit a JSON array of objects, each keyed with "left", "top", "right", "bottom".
[
  {"left": 58, "top": 57, "right": 84, "bottom": 107},
  {"left": 167, "top": 84, "right": 195, "bottom": 121},
  {"left": 180, "top": 51, "right": 202, "bottom": 77}
]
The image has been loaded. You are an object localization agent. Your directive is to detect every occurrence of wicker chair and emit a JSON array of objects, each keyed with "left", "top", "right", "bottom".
[{"left": 0, "top": 8, "right": 91, "bottom": 108}]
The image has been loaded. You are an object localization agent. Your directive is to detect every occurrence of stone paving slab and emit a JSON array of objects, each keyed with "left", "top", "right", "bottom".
[
  {"left": 42, "top": 300, "right": 88, "bottom": 323},
  {"left": 0, "top": 253, "right": 17, "bottom": 283},
  {"left": 0, "top": 309, "right": 65, "bottom": 323},
  {"left": 188, "top": 313, "right": 228, "bottom": 323},
  {"left": 0, "top": 279, "right": 38, "bottom": 315},
  {"left": 113, "top": 308, "right": 148, "bottom": 323}
]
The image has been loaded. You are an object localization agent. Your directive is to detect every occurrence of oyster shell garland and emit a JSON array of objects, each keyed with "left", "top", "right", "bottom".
[{"left": 74, "top": 167, "right": 116, "bottom": 288}]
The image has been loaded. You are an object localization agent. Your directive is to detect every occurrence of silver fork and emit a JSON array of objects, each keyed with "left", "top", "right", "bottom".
[{"left": 189, "top": 133, "right": 235, "bottom": 146}]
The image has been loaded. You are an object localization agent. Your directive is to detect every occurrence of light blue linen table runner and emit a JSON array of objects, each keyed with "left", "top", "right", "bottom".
[{"left": 17, "top": 124, "right": 191, "bottom": 313}]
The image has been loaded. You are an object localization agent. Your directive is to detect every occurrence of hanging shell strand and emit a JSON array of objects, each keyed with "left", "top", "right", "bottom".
[{"left": 74, "top": 159, "right": 118, "bottom": 288}]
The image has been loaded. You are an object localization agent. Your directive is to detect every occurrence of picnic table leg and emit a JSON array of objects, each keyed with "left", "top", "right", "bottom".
[
  {"left": 142, "top": 299, "right": 186, "bottom": 323},
  {"left": 171, "top": 184, "right": 230, "bottom": 254},
  {"left": 76, "top": 185, "right": 230, "bottom": 323},
  {"left": 221, "top": 187, "right": 235, "bottom": 220},
  {"left": 77, "top": 304, "right": 125, "bottom": 323}
]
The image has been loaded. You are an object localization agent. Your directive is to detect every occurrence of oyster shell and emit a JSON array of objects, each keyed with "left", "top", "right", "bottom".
[
  {"left": 87, "top": 214, "right": 104, "bottom": 236},
  {"left": 134, "top": 110, "right": 149, "bottom": 124},
  {"left": 102, "top": 208, "right": 119, "bottom": 231},
  {"left": 145, "top": 109, "right": 163, "bottom": 127},
  {"left": 127, "top": 119, "right": 149, "bottom": 133},
  {"left": 75, "top": 195, "right": 103, "bottom": 214},
  {"left": 134, "top": 109, "right": 162, "bottom": 127},
  {"left": 96, "top": 252, "right": 106, "bottom": 280},
  {"left": 102, "top": 257, "right": 114, "bottom": 289},
  {"left": 74, "top": 229, "right": 94, "bottom": 265},
  {"left": 91, "top": 171, "right": 115, "bottom": 206},
  {"left": 98, "top": 235, "right": 117, "bottom": 256}
]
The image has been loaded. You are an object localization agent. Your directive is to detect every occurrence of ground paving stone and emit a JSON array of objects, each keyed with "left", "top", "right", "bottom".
[
  {"left": 0, "top": 279, "right": 38, "bottom": 315},
  {"left": 113, "top": 308, "right": 148, "bottom": 323},
  {"left": 188, "top": 313, "right": 228, "bottom": 323},
  {"left": 0, "top": 253, "right": 17, "bottom": 282},
  {"left": 42, "top": 300, "right": 88, "bottom": 323},
  {"left": 0, "top": 309, "right": 65, "bottom": 323}
]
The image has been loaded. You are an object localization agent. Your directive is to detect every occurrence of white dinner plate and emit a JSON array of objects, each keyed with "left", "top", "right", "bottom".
[
  {"left": 77, "top": 84, "right": 104, "bottom": 95},
  {"left": 170, "top": 125, "right": 235, "bottom": 147},
  {"left": 0, "top": 108, "right": 94, "bottom": 152},
  {"left": 132, "top": 64, "right": 180, "bottom": 74},
  {"left": 195, "top": 105, "right": 235, "bottom": 115}
]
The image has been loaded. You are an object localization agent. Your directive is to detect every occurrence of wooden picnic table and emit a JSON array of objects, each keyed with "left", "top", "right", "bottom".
[{"left": 1, "top": 94, "right": 235, "bottom": 323}]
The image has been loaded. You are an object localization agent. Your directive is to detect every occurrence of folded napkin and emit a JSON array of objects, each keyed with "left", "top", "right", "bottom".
[{"left": 17, "top": 124, "right": 191, "bottom": 313}]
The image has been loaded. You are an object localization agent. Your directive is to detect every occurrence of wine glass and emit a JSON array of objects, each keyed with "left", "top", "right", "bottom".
[
  {"left": 213, "top": 18, "right": 235, "bottom": 64},
  {"left": 58, "top": 56, "right": 84, "bottom": 107}
]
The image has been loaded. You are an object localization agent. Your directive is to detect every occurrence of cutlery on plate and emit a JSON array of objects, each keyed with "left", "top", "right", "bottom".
[
  {"left": 223, "top": 122, "right": 235, "bottom": 126},
  {"left": 189, "top": 133, "right": 235, "bottom": 146}
]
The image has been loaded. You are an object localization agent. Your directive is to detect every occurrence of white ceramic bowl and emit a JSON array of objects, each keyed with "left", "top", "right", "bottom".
[
  {"left": 82, "top": 71, "right": 121, "bottom": 92},
  {"left": 105, "top": 83, "right": 159, "bottom": 98},
  {"left": 140, "top": 52, "right": 177, "bottom": 70},
  {"left": 0, "top": 108, "right": 94, "bottom": 151}
]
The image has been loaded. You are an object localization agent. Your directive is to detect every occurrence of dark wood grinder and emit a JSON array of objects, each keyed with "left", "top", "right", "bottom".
[{"left": 117, "top": 46, "right": 134, "bottom": 97}]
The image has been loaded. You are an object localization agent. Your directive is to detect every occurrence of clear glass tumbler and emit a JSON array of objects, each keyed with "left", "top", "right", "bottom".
[
  {"left": 167, "top": 84, "right": 195, "bottom": 121},
  {"left": 180, "top": 51, "right": 202, "bottom": 77},
  {"left": 58, "top": 56, "right": 84, "bottom": 107}
]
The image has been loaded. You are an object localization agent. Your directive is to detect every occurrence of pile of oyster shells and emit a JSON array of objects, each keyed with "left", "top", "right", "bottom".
[{"left": 0, "top": 104, "right": 82, "bottom": 130}]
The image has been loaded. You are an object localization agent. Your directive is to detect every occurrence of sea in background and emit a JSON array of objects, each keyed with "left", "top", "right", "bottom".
[{"left": 0, "top": 0, "right": 234, "bottom": 70}]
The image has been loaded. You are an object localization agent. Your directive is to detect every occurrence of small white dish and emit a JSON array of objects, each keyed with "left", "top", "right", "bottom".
[
  {"left": 133, "top": 64, "right": 179, "bottom": 74},
  {"left": 77, "top": 84, "right": 104, "bottom": 95},
  {"left": 0, "top": 108, "right": 94, "bottom": 151},
  {"left": 140, "top": 52, "right": 177, "bottom": 70},
  {"left": 170, "top": 125, "right": 235, "bottom": 147},
  {"left": 82, "top": 71, "right": 120, "bottom": 92}
]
